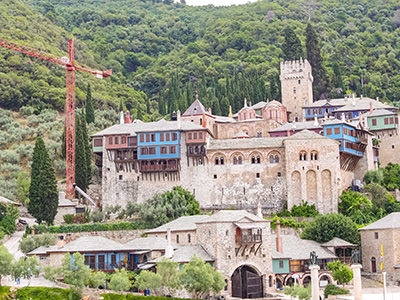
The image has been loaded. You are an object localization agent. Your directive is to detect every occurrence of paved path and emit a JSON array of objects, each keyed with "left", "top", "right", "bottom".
[{"left": 3, "top": 230, "right": 24, "bottom": 260}]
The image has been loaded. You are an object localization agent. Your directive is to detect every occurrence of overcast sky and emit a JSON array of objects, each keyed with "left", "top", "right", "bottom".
[{"left": 184, "top": 0, "right": 260, "bottom": 6}]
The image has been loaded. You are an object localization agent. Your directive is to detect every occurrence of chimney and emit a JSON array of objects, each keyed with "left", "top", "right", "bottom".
[
  {"left": 228, "top": 105, "right": 233, "bottom": 117},
  {"left": 202, "top": 112, "right": 206, "bottom": 128},
  {"left": 244, "top": 98, "right": 248, "bottom": 107},
  {"left": 376, "top": 97, "right": 380, "bottom": 102},
  {"left": 287, "top": 129, "right": 290, "bottom": 137},
  {"left": 276, "top": 219, "right": 283, "bottom": 253},
  {"left": 124, "top": 111, "right": 132, "bottom": 124},
  {"left": 370, "top": 102, "right": 374, "bottom": 114},
  {"left": 120, "top": 111, "right": 124, "bottom": 124},
  {"left": 165, "top": 228, "right": 174, "bottom": 259},
  {"left": 257, "top": 202, "right": 263, "bottom": 218}
]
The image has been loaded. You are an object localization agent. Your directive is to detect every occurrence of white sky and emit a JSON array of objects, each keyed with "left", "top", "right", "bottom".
[{"left": 183, "top": 0, "right": 260, "bottom": 6}]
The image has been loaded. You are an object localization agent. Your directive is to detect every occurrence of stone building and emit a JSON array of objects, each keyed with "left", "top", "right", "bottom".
[
  {"left": 280, "top": 59, "right": 313, "bottom": 122},
  {"left": 359, "top": 212, "right": 400, "bottom": 282}
]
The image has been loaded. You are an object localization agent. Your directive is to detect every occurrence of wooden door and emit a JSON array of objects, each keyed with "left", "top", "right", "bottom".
[
  {"left": 89, "top": 256, "right": 95, "bottom": 270},
  {"left": 98, "top": 255, "right": 105, "bottom": 270},
  {"left": 244, "top": 269, "right": 263, "bottom": 298}
]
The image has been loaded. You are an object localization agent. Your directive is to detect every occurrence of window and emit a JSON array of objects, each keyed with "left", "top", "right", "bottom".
[
  {"left": 319, "top": 108, "right": 322, "bottom": 114},
  {"left": 198, "top": 132, "right": 203, "bottom": 139},
  {"left": 115, "top": 136, "right": 119, "bottom": 144},
  {"left": 299, "top": 152, "right": 307, "bottom": 161},
  {"left": 176, "top": 235, "right": 179, "bottom": 244},
  {"left": 251, "top": 156, "right": 256, "bottom": 164},
  {"left": 298, "top": 79, "right": 301, "bottom": 84},
  {"left": 140, "top": 148, "right": 148, "bottom": 155},
  {"left": 270, "top": 155, "right": 274, "bottom": 163},
  {"left": 396, "top": 117, "right": 399, "bottom": 124},
  {"left": 140, "top": 134, "right": 144, "bottom": 143},
  {"left": 257, "top": 156, "right": 261, "bottom": 164},
  {"left": 119, "top": 175, "right": 123, "bottom": 180},
  {"left": 311, "top": 151, "right": 318, "bottom": 161},
  {"left": 233, "top": 157, "right": 237, "bottom": 165},
  {"left": 293, "top": 87, "right": 296, "bottom": 94},
  {"left": 334, "top": 127, "right": 340, "bottom": 135},
  {"left": 215, "top": 157, "right": 219, "bottom": 165},
  {"left": 256, "top": 173, "right": 260, "bottom": 178},
  {"left": 93, "top": 138, "right": 103, "bottom": 147},
  {"left": 213, "top": 174, "right": 217, "bottom": 179},
  {"left": 166, "top": 133, "right": 170, "bottom": 141},
  {"left": 145, "top": 134, "right": 150, "bottom": 142},
  {"left": 392, "top": 145, "right": 395, "bottom": 149},
  {"left": 277, "top": 172, "right": 281, "bottom": 177},
  {"left": 109, "top": 137, "right": 113, "bottom": 145},
  {"left": 149, "top": 147, "right": 156, "bottom": 155},
  {"left": 170, "top": 146, "right": 176, "bottom": 154},
  {"left": 121, "top": 136, "right": 126, "bottom": 144},
  {"left": 220, "top": 157, "right": 224, "bottom": 165},
  {"left": 384, "top": 118, "right": 389, "bottom": 125},
  {"left": 279, "top": 260, "right": 284, "bottom": 268},
  {"left": 188, "top": 146, "right": 193, "bottom": 154},
  {"left": 188, "top": 234, "right": 191, "bottom": 243},
  {"left": 326, "top": 128, "right": 332, "bottom": 135},
  {"left": 257, "top": 132, "right": 262, "bottom": 137},
  {"left": 151, "top": 134, "right": 156, "bottom": 142},
  {"left": 160, "top": 133, "right": 164, "bottom": 142},
  {"left": 172, "top": 133, "right": 178, "bottom": 141},
  {"left": 275, "top": 155, "right": 279, "bottom": 163},
  {"left": 375, "top": 232, "right": 378, "bottom": 239},
  {"left": 161, "top": 147, "right": 167, "bottom": 154},
  {"left": 238, "top": 156, "right": 242, "bottom": 164},
  {"left": 188, "top": 132, "right": 192, "bottom": 140},
  {"left": 372, "top": 119, "right": 377, "bottom": 126},
  {"left": 200, "top": 119, "right": 202, "bottom": 125},
  {"left": 390, "top": 117, "right": 394, "bottom": 124},
  {"left": 193, "top": 132, "right": 197, "bottom": 139}
]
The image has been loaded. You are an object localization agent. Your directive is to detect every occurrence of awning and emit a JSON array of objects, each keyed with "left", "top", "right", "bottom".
[
  {"left": 130, "top": 250, "right": 151, "bottom": 255},
  {"left": 138, "top": 263, "right": 155, "bottom": 270},
  {"left": 234, "top": 222, "right": 261, "bottom": 230}
]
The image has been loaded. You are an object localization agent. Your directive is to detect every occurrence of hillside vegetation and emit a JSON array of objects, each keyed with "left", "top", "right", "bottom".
[
  {"left": 27, "top": 0, "right": 400, "bottom": 114},
  {"left": 0, "top": 0, "right": 155, "bottom": 118}
]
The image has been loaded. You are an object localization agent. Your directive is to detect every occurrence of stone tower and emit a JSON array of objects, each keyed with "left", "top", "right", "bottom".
[{"left": 280, "top": 59, "right": 313, "bottom": 122}]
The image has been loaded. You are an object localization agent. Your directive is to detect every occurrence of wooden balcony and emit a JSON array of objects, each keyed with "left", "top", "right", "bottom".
[
  {"left": 139, "top": 159, "right": 179, "bottom": 172},
  {"left": 235, "top": 224, "right": 262, "bottom": 244}
]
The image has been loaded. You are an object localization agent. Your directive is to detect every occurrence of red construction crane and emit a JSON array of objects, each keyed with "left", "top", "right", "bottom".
[{"left": 0, "top": 38, "right": 112, "bottom": 199}]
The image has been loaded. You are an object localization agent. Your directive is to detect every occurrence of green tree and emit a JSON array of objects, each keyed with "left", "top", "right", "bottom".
[
  {"left": 80, "top": 113, "right": 92, "bottom": 185},
  {"left": 301, "top": 213, "right": 360, "bottom": 245},
  {"left": 60, "top": 252, "right": 91, "bottom": 299},
  {"left": 157, "top": 257, "right": 181, "bottom": 296},
  {"left": 88, "top": 271, "right": 107, "bottom": 288},
  {"left": 0, "top": 244, "right": 13, "bottom": 286},
  {"left": 109, "top": 268, "right": 131, "bottom": 292},
  {"left": 85, "top": 84, "right": 95, "bottom": 124},
  {"left": 282, "top": 27, "right": 303, "bottom": 61},
  {"left": 135, "top": 270, "right": 162, "bottom": 294},
  {"left": 28, "top": 137, "right": 58, "bottom": 225},
  {"left": 382, "top": 163, "right": 400, "bottom": 190},
  {"left": 363, "top": 169, "right": 384, "bottom": 185},
  {"left": 338, "top": 190, "right": 374, "bottom": 224},
  {"left": 365, "top": 183, "right": 391, "bottom": 210},
  {"left": 127, "top": 186, "right": 200, "bottom": 227},
  {"left": 75, "top": 114, "right": 88, "bottom": 192},
  {"left": 327, "top": 261, "right": 353, "bottom": 287},
  {"left": 180, "top": 256, "right": 225, "bottom": 299},
  {"left": 17, "top": 171, "right": 30, "bottom": 206},
  {"left": 11, "top": 256, "right": 41, "bottom": 282},
  {"left": 305, "top": 23, "right": 329, "bottom": 99},
  {"left": 19, "top": 233, "right": 57, "bottom": 255}
]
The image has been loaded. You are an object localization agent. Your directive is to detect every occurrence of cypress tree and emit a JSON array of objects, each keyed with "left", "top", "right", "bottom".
[
  {"left": 61, "top": 125, "right": 66, "bottom": 159},
  {"left": 306, "top": 23, "right": 329, "bottom": 99},
  {"left": 80, "top": 113, "right": 92, "bottom": 186},
  {"left": 220, "top": 96, "right": 230, "bottom": 116},
  {"left": 282, "top": 27, "right": 303, "bottom": 61},
  {"left": 28, "top": 137, "right": 58, "bottom": 225},
  {"left": 85, "top": 84, "right": 95, "bottom": 124},
  {"left": 75, "top": 114, "right": 88, "bottom": 192}
]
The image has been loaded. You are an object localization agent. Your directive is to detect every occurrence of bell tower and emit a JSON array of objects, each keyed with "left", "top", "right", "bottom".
[{"left": 280, "top": 58, "right": 313, "bottom": 122}]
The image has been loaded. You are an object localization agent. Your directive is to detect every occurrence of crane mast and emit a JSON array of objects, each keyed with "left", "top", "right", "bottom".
[{"left": 0, "top": 38, "right": 111, "bottom": 199}]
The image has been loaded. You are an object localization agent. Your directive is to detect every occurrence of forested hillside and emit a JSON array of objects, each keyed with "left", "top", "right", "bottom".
[
  {"left": 27, "top": 0, "right": 400, "bottom": 115},
  {"left": 0, "top": 0, "right": 155, "bottom": 119}
]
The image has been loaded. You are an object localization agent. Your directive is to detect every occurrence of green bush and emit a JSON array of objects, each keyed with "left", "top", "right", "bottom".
[
  {"left": 33, "top": 221, "right": 148, "bottom": 234},
  {"left": 19, "top": 233, "right": 57, "bottom": 254},
  {"left": 324, "top": 284, "right": 349, "bottom": 298},
  {"left": 63, "top": 214, "right": 74, "bottom": 224},
  {"left": 269, "top": 216, "right": 307, "bottom": 230},
  {"left": 0, "top": 286, "right": 10, "bottom": 298},
  {"left": 16, "top": 287, "right": 71, "bottom": 300},
  {"left": 101, "top": 295, "right": 194, "bottom": 300}
]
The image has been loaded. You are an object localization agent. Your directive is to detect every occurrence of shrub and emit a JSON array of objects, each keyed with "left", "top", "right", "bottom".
[
  {"left": 20, "top": 106, "right": 35, "bottom": 116},
  {"left": 16, "top": 287, "right": 71, "bottom": 300},
  {"left": 19, "top": 233, "right": 57, "bottom": 254},
  {"left": 63, "top": 214, "right": 74, "bottom": 224},
  {"left": 327, "top": 261, "right": 353, "bottom": 287},
  {"left": 88, "top": 271, "right": 107, "bottom": 288},
  {"left": 0, "top": 150, "right": 20, "bottom": 164},
  {"left": 324, "top": 284, "right": 349, "bottom": 298},
  {"left": 90, "top": 208, "right": 105, "bottom": 223},
  {"left": 109, "top": 268, "right": 132, "bottom": 292}
]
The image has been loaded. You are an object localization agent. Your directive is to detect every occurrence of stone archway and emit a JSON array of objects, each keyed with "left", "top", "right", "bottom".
[
  {"left": 231, "top": 265, "right": 263, "bottom": 298},
  {"left": 319, "top": 273, "right": 334, "bottom": 287},
  {"left": 302, "top": 275, "right": 311, "bottom": 287}
]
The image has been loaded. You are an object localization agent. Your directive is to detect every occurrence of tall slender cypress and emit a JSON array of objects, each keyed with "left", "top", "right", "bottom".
[
  {"left": 75, "top": 114, "right": 88, "bottom": 192},
  {"left": 306, "top": 23, "right": 329, "bottom": 99},
  {"left": 80, "top": 113, "right": 92, "bottom": 186},
  {"left": 85, "top": 84, "right": 95, "bottom": 124},
  {"left": 282, "top": 27, "right": 303, "bottom": 61},
  {"left": 28, "top": 137, "right": 58, "bottom": 224}
]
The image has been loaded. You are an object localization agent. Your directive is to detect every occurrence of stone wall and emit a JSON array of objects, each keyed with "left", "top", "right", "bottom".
[
  {"left": 56, "top": 229, "right": 145, "bottom": 244},
  {"left": 376, "top": 126, "right": 400, "bottom": 167},
  {"left": 54, "top": 206, "right": 75, "bottom": 225}
]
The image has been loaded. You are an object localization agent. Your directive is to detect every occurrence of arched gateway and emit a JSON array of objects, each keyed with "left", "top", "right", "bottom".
[{"left": 231, "top": 265, "right": 263, "bottom": 298}]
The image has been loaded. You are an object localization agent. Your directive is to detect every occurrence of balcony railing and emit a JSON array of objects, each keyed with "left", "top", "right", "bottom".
[
  {"left": 140, "top": 163, "right": 179, "bottom": 172},
  {"left": 236, "top": 233, "right": 262, "bottom": 244}
]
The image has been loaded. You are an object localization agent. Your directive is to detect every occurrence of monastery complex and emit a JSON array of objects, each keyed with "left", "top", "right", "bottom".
[{"left": 92, "top": 59, "right": 399, "bottom": 213}]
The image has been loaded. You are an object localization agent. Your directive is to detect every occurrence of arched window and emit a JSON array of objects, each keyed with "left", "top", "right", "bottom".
[
  {"left": 270, "top": 155, "right": 274, "bottom": 163},
  {"left": 257, "top": 156, "right": 261, "bottom": 164},
  {"left": 220, "top": 157, "right": 224, "bottom": 165},
  {"left": 215, "top": 157, "right": 219, "bottom": 165},
  {"left": 251, "top": 156, "right": 256, "bottom": 164},
  {"left": 299, "top": 151, "right": 307, "bottom": 161},
  {"left": 310, "top": 151, "right": 318, "bottom": 161},
  {"left": 275, "top": 155, "right": 279, "bottom": 163},
  {"left": 238, "top": 156, "right": 242, "bottom": 164},
  {"left": 233, "top": 157, "right": 237, "bottom": 165}
]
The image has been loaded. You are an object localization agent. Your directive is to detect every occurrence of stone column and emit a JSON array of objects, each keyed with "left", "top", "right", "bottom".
[
  {"left": 351, "top": 264, "right": 362, "bottom": 300},
  {"left": 309, "top": 265, "right": 320, "bottom": 300}
]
